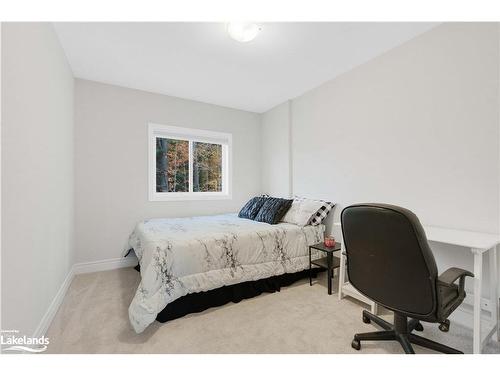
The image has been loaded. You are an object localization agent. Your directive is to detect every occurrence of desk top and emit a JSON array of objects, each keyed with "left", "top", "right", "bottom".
[
  {"left": 423, "top": 226, "right": 500, "bottom": 250},
  {"left": 333, "top": 222, "right": 500, "bottom": 250}
]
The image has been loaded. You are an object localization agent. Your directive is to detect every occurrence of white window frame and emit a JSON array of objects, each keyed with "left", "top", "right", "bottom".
[{"left": 148, "top": 123, "right": 232, "bottom": 201}]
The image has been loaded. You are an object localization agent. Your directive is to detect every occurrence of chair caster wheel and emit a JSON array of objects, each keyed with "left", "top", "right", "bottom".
[
  {"left": 414, "top": 322, "right": 424, "bottom": 332},
  {"left": 439, "top": 319, "right": 450, "bottom": 332},
  {"left": 362, "top": 315, "right": 371, "bottom": 324},
  {"left": 351, "top": 339, "right": 361, "bottom": 350}
]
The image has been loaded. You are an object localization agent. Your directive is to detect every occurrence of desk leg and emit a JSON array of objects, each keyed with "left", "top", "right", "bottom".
[
  {"left": 473, "top": 249, "right": 483, "bottom": 354},
  {"left": 489, "top": 245, "right": 499, "bottom": 341},
  {"left": 338, "top": 245, "right": 345, "bottom": 300}
]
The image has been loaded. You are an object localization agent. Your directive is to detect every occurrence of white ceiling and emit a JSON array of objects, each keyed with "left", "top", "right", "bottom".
[{"left": 53, "top": 22, "right": 438, "bottom": 113}]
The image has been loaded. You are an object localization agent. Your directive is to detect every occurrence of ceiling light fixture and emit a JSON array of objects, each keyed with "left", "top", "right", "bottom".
[{"left": 226, "top": 22, "right": 261, "bottom": 43}]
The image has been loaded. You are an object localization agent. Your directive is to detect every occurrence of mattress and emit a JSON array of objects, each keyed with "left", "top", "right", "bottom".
[{"left": 128, "top": 213, "right": 325, "bottom": 333}]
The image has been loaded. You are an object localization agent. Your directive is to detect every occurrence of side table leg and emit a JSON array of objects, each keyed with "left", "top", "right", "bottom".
[
  {"left": 327, "top": 253, "right": 332, "bottom": 295},
  {"left": 309, "top": 247, "right": 312, "bottom": 286}
]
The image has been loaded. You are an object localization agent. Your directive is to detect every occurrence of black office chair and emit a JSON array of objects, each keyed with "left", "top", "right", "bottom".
[{"left": 341, "top": 203, "right": 474, "bottom": 354}]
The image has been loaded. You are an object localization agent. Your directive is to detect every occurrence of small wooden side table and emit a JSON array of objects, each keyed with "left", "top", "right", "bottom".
[{"left": 309, "top": 242, "right": 341, "bottom": 295}]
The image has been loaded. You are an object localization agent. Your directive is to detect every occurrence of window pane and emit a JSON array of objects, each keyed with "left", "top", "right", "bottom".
[
  {"left": 156, "top": 138, "right": 189, "bottom": 192},
  {"left": 193, "top": 142, "right": 223, "bottom": 192}
]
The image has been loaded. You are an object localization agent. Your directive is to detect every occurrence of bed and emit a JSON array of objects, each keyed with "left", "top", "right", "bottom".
[{"left": 127, "top": 213, "right": 325, "bottom": 333}]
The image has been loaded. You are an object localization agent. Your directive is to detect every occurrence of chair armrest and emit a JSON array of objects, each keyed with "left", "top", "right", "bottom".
[{"left": 438, "top": 267, "right": 474, "bottom": 291}]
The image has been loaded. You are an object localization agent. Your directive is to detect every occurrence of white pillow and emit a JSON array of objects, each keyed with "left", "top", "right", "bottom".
[
  {"left": 281, "top": 199, "right": 301, "bottom": 224},
  {"left": 281, "top": 198, "right": 324, "bottom": 226}
]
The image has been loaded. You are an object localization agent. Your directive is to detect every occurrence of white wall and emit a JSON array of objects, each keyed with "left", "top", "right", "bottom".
[
  {"left": 1, "top": 23, "right": 75, "bottom": 335},
  {"left": 261, "top": 23, "right": 500, "bottom": 296},
  {"left": 75, "top": 79, "right": 261, "bottom": 263},
  {"left": 261, "top": 101, "right": 291, "bottom": 197},
  {"left": 293, "top": 23, "right": 499, "bottom": 233}
]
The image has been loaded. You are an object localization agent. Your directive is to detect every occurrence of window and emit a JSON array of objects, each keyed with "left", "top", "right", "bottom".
[{"left": 149, "top": 123, "right": 231, "bottom": 201}]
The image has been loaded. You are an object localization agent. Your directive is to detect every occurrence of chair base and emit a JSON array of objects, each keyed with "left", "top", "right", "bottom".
[{"left": 351, "top": 310, "right": 463, "bottom": 354}]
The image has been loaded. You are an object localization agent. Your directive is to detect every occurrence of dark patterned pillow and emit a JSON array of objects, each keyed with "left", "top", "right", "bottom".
[
  {"left": 238, "top": 196, "right": 268, "bottom": 220},
  {"left": 309, "top": 201, "right": 335, "bottom": 225},
  {"left": 254, "top": 198, "right": 293, "bottom": 224}
]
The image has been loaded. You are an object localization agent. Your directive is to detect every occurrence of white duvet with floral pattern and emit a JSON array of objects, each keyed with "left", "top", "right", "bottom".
[{"left": 128, "top": 213, "right": 325, "bottom": 333}]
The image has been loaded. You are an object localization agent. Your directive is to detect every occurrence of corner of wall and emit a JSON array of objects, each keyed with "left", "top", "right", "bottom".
[{"left": 287, "top": 99, "right": 293, "bottom": 198}]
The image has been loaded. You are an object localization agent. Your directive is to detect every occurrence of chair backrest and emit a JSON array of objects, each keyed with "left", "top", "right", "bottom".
[{"left": 341, "top": 203, "right": 438, "bottom": 318}]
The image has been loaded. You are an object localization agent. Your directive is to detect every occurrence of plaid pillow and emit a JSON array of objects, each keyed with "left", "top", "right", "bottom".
[{"left": 309, "top": 201, "right": 335, "bottom": 226}]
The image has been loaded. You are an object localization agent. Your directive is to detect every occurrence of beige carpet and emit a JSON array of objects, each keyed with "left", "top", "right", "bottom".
[{"left": 45, "top": 267, "right": 500, "bottom": 354}]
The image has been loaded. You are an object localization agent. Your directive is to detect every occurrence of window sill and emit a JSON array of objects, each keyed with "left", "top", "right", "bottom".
[{"left": 149, "top": 192, "right": 232, "bottom": 202}]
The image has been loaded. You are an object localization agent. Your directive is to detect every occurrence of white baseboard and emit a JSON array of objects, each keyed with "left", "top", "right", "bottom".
[
  {"left": 32, "top": 265, "right": 75, "bottom": 339},
  {"left": 73, "top": 255, "right": 138, "bottom": 275},
  {"left": 32, "top": 255, "right": 138, "bottom": 338}
]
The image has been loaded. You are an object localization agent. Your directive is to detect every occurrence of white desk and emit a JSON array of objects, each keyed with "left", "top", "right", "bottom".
[
  {"left": 424, "top": 225, "right": 499, "bottom": 354},
  {"left": 337, "top": 223, "right": 500, "bottom": 354}
]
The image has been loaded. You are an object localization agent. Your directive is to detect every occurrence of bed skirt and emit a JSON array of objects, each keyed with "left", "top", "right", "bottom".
[{"left": 134, "top": 264, "right": 323, "bottom": 323}]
